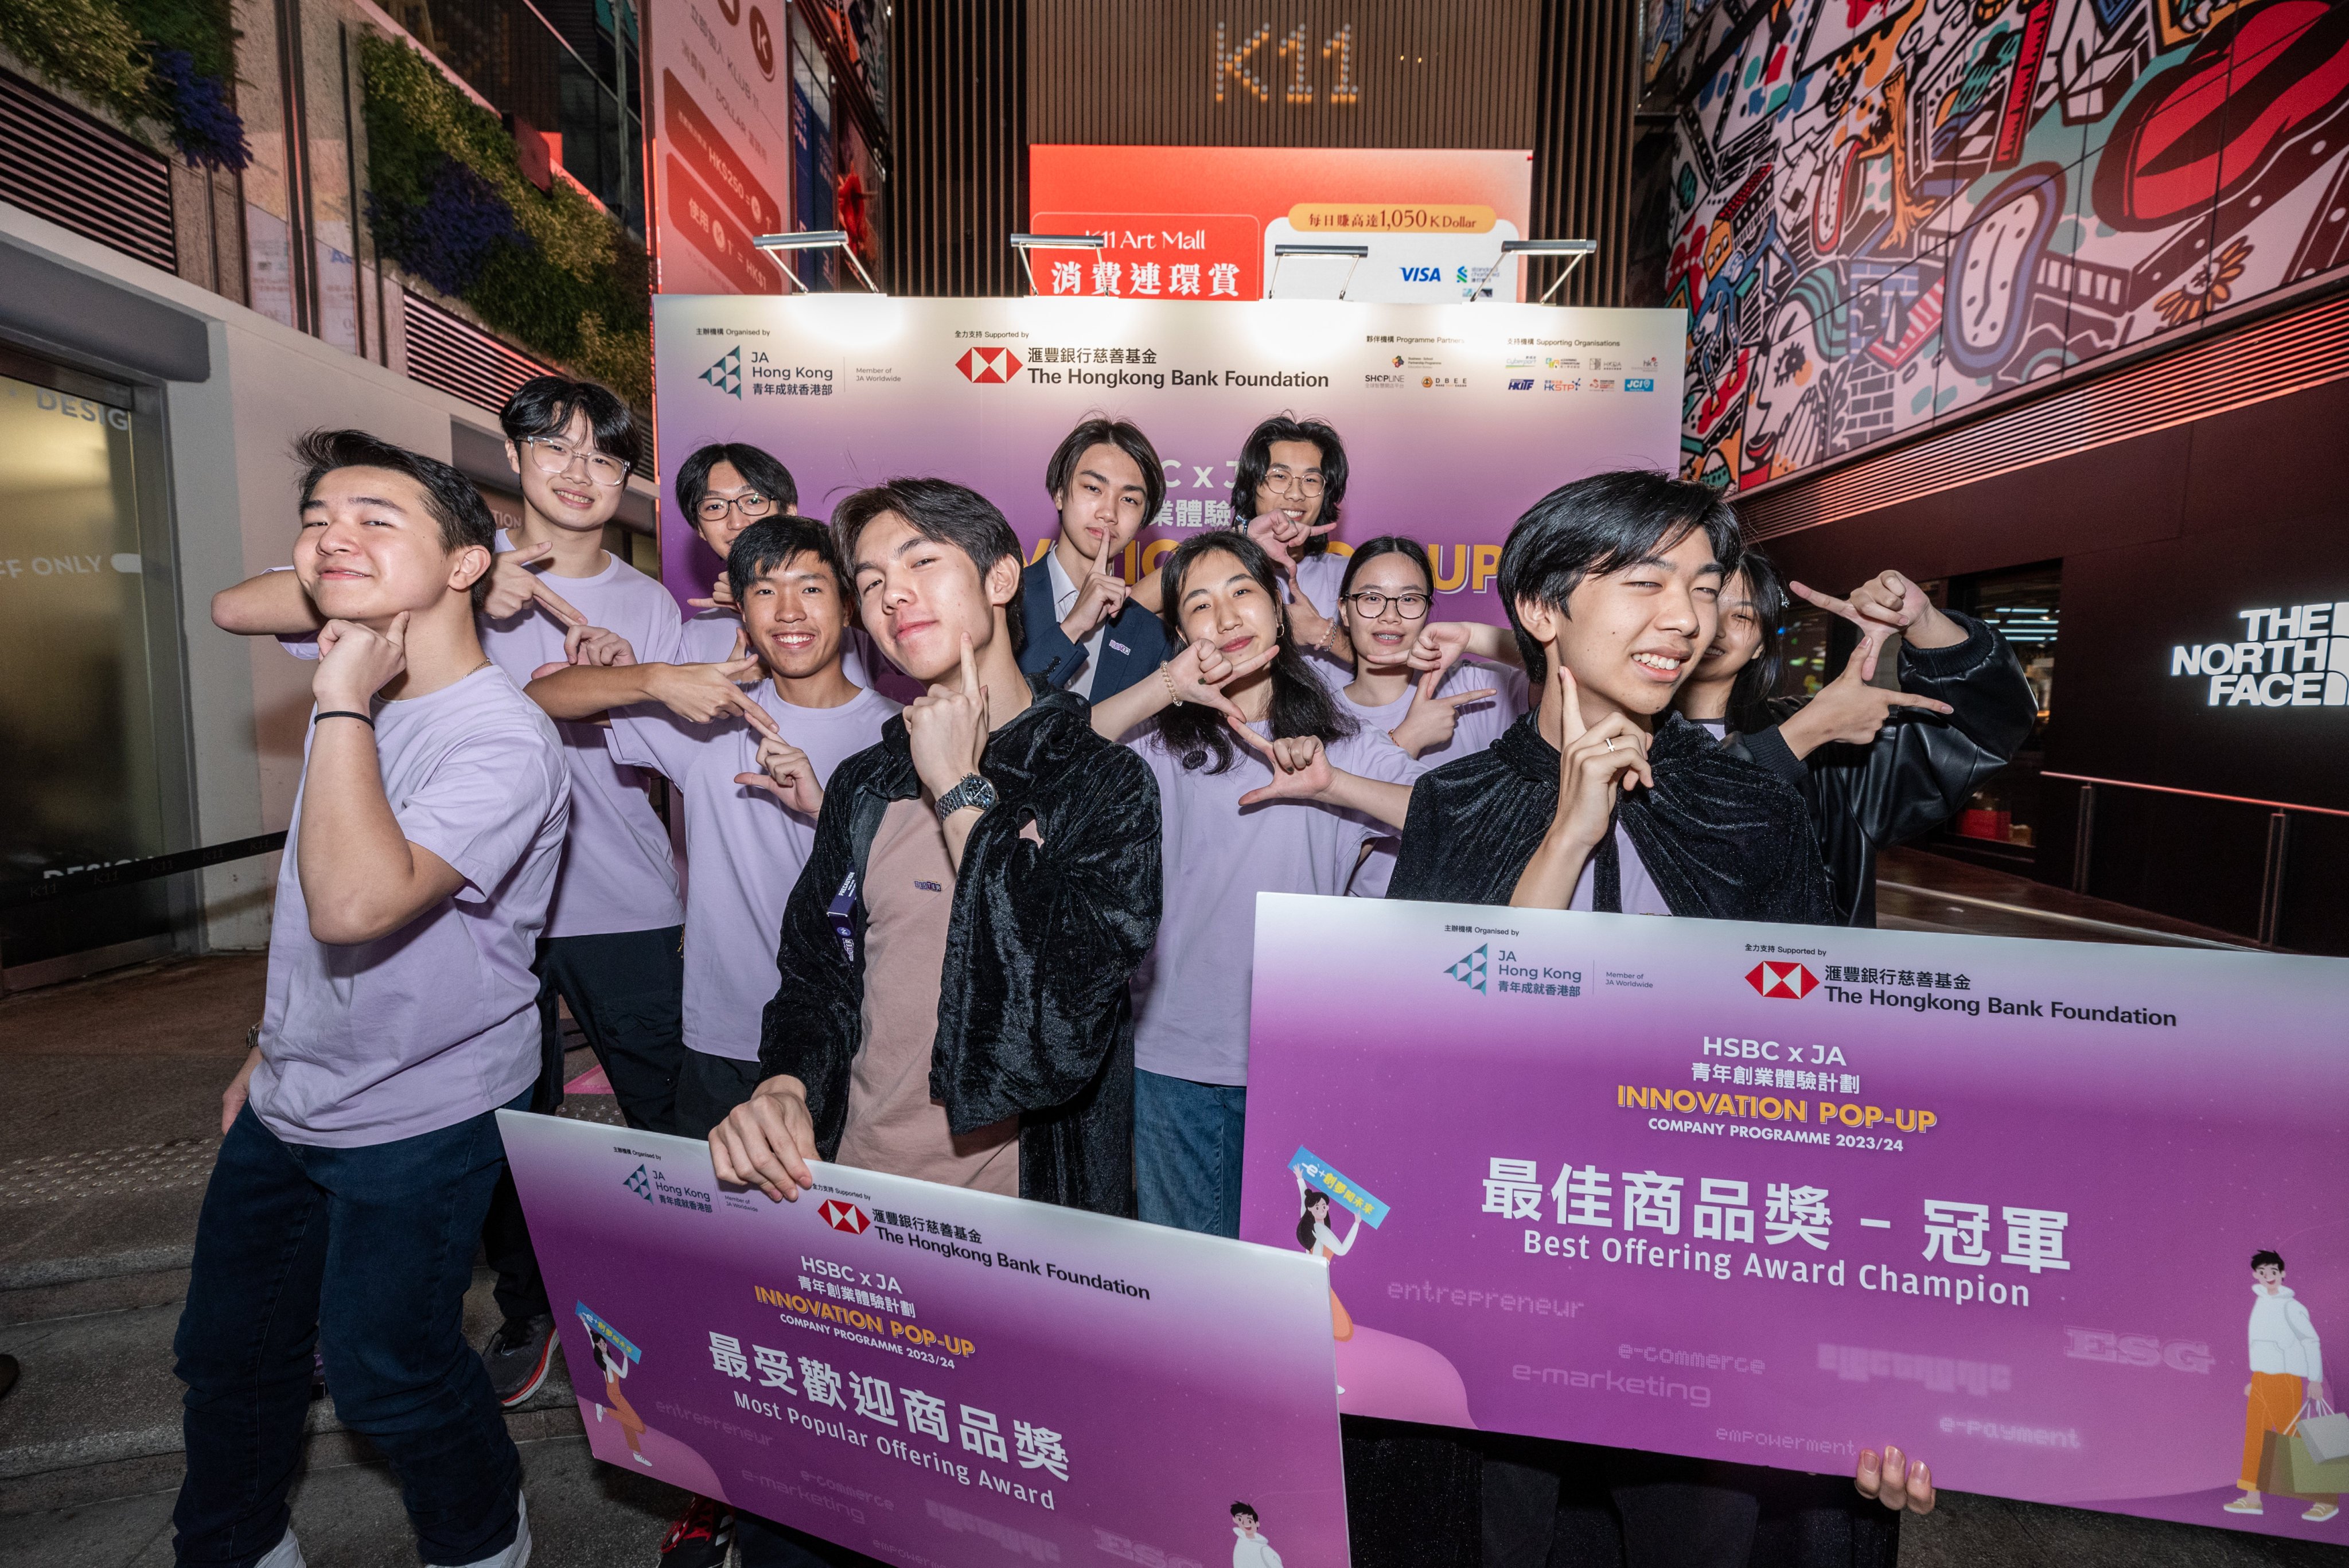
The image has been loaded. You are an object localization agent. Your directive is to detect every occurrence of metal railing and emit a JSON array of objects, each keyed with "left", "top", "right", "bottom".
[{"left": 2047, "top": 773, "right": 2349, "bottom": 949}]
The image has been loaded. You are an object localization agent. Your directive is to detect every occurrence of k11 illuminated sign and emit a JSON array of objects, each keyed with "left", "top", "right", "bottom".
[{"left": 2168, "top": 602, "right": 2349, "bottom": 707}]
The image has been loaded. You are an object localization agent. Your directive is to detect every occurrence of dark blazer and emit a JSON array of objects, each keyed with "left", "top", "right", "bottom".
[{"left": 1016, "top": 553, "right": 1171, "bottom": 701}]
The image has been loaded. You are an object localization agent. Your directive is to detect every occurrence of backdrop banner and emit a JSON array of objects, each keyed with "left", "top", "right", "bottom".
[
  {"left": 1238, "top": 894, "right": 2349, "bottom": 1546},
  {"left": 651, "top": 295, "right": 1684, "bottom": 623},
  {"left": 502, "top": 1113, "right": 1351, "bottom": 1568}
]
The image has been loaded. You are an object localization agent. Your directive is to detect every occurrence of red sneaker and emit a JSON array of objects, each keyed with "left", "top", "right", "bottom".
[{"left": 657, "top": 1496, "right": 734, "bottom": 1567}]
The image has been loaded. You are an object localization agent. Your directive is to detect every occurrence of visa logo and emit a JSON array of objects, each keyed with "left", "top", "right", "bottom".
[
  {"left": 1507, "top": 378, "right": 1534, "bottom": 391},
  {"left": 1399, "top": 266, "right": 1443, "bottom": 282},
  {"left": 1626, "top": 377, "right": 1655, "bottom": 391}
]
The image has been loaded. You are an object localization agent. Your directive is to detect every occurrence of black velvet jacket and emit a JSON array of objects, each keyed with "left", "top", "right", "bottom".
[
  {"left": 755, "top": 683, "right": 1162, "bottom": 1216},
  {"left": 1387, "top": 708, "right": 1834, "bottom": 923},
  {"left": 1727, "top": 611, "right": 2036, "bottom": 926}
]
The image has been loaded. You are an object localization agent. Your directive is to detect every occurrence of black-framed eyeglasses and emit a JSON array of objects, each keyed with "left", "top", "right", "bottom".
[
  {"left": 1260, "top": 467, "right": 1325, "bottom": 496},
  {"left": 523, "top": 436, "right": 628, "bottom": 487},
  {"left": 696, "top": 490, "right": 777, "bottom": 523},
  {"left": 1342, "top": 590, "right": 1430, "bottom": 620}
]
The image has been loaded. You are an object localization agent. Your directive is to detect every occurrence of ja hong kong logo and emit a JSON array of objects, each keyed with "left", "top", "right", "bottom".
[
  {"left": 1447, "top": 943, "right": 1489, "bottom": 994},
  {"left": 819, "top": 1199, "right": 870, "bottom": 1235},
  {"left": 701, "top": 346, "right": 743, "bottom": 399},
  {"left": 1746, "top": 961, "right": 1816, "bottom": 999},
  {"left": 622, "top": 1164, "right": 654, "bottom": 1202},
  {"left": 955, "top": 347, "right": 1023, "bottom": 384}
]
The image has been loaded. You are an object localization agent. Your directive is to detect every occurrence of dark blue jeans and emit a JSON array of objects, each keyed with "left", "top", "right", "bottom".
[
  {"left": 1135, "top": 1069, "right": 1248, "bottom": 1238},
  {"left": 172, "top": 1099, "right": 524, "bottom": 1566}
]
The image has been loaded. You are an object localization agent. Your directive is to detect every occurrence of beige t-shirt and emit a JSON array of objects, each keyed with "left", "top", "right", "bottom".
[{"left": 835, "top": 799, "right": 1019, "bottom": 1193}]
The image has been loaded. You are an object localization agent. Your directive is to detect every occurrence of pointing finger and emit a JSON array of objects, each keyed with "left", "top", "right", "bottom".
[
  {"left": 1788, "top": 579, "right": 1865, "bottom": 630},
  {"left": 1556, "top": 662, "right": 1587, "bottom": 746},
  {"left": 730, "top": 628, "right": 751, "bottom": 661},
  {"left": 1095, "top": 526, "right": 1112, "bottom": 575},
  {"left": 731, "top": 698, "right": 781, "bottom": 740},
  {"left": 1224, "top": 713, "right": 1277, "bottom": 758},
  {"left": 1440, "top": 687, "right": 1499, "bottom": 709},
  {"left": 959, "top": 633, "right": 981, "bottom": 700},
  {"left": 510, "top": 540, "right": 552, "bottom": 563},
  {"left": 687, "top": 597, "right": 718, "bottom": 610},
  {"left": 719, "top": 656, "right": 763, "bottom": 682},
  {"left": 1417, "top": 668, "right": 1440, "bottom": 702},
  {"left": 533, "top": 580, "right": 587, "bottom": 627},
  {"left": 385, "top": 610, "right": 411, "bottom": 651},
  {"left": 1882, "top": 692, "right": 1953, "bottom": 714},
  {"left": 734, "top": 771, "right": 783, "bottom": 800}
]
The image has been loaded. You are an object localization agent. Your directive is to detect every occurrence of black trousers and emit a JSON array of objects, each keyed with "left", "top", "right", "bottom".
[
  {"left": 1342, "top": 1422, "right": 1898, "bottom": 1568},
  {"left": 671, "top": 1047, "right": 764, "bottom": 1142},
  {"left": 482, "top": 927, "right": 685, "bottom": 1327}
]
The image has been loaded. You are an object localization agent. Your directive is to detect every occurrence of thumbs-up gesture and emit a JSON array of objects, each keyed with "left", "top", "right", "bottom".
[
  {"left": 1546, "top": 661, "right": 1651, "bottom": 852},
  {"left": 737, "top": 731, "right": 823, "bottom": 816},
  {"left": 1389, "top": 669, "right": 1499, "bottom": 758},
  {"left": 906, "top": 634, "right": 991, "bottom": 803},
  {"left": 1059, "top": 530, "right": 1131, "bottom": 642}
]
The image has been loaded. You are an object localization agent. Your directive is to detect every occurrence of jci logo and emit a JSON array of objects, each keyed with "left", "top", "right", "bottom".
[
  {"left": 1448, "top": 943, "right": 1488, "bottom": 994},
  {"left": 956, "top": 348, "right": 1023, "bottom": 384},
  {"left": 622, "top": 1164, "right": 653, "bottom": 1202},
  {"left": 819, "top": 1200, "right": 870, "bottom": 1235},
  {"left": 701, "top": 346, "right": 742, "bottom": 399},
  {"left": 1746, "top": 961, "right": 1816, "bottom": 999}
]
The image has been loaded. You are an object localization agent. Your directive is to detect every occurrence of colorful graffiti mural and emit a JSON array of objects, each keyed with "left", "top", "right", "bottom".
[{"left": 1661, "top": 0, "right": 2349, "bottom": 490}]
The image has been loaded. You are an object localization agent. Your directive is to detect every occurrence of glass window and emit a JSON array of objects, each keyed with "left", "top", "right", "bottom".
[
  {"left": 1944, "top": 563, "right": 2060, "bottom": 857},
  {"left": 0, "top": 361, "right": 184, "bottom": 974}
]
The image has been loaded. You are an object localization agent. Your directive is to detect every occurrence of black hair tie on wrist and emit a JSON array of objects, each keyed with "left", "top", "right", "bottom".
[{"left": 313, "top": 709, "right": 375, "bottom": 728}]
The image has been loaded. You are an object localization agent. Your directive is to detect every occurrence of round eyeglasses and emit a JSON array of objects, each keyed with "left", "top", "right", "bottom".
[
  {"left": 696, "top": 490, "right": 778, "bottom": 523},
  {"left": 1342, "top": 590, "right": 1431, "bottom": 620},
  {"left": 523, "top": 436, "right": 628, "bottom": 487},
  {"left": 1260, "top": 467, "right": 1326, "bottom": 497}
]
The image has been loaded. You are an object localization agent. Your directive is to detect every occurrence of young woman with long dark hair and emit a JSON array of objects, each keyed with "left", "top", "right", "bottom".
[{"left": 1089, "top": 533, "right": 1413, "bottom": 1237}]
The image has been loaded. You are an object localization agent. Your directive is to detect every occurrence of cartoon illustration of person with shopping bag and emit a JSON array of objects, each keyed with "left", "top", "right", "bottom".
[{"left": 2226, "top": 1249, "right": 2339, "bottom": 1523}]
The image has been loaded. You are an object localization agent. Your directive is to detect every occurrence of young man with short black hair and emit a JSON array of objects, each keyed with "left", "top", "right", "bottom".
[
  {"left": 1384, "top": 473, "right": 1933, "bottom": 1568},
  {"left": 704, "top": 478, "right": 1162, "bottom": 1565},
  {"left": 671, "top": 441, "right": 801, "bottom": 657},
  {"left": 526, "top": 518, "right": 897, "bottom": 1136},
  {"left": 177, "top": 431, "right": 568, "bottom": 1568},
  {"left": 1018, "top": 416, "right": 1171, "bottom": 699},
  {"left": 209, "top": 378, "right": 685, "bottom": 1406}
]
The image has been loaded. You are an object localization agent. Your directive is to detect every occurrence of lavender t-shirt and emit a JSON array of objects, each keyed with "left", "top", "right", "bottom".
[
  {"left": 477, "top": 540, "right": 684, "bottom": 938},
  {"left": 605, "top": 683, "right": 898, "bottom": 1060},
  {"left": 278, "top": 541, "right": 685, "bottom": 939},
  {"left": 1127, "top": 720, "right": 1415, "bottom": 1086},
  {"left": 251, "top": 666, "right": 570, "bottom": 1146},
  {"left": 1339, "top": 660, "right": 1530, "bottom": 897}
]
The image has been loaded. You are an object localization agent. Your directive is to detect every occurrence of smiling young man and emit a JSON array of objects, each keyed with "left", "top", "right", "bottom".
[
  {"left": 525, "top": 518, "right": 897, "bottom": 1137},
  {"left": 1018, "top": 417, "right": 1171, "bottom": 700},
  {"left": 177, "top": 431, "right": 567, "bottom": 1568},
  {"left": 1387, "top": 470, "right": 1830, "bottom": 918},
  {"left": 1383, "top": 473, "right": 1946, "bottom": 1568},
  {"left": 208, "top": 379, "right": 683, "bottom": 1406},
  {"left": 702, "top": 478, "right": 1161, "bottom": 1567}
]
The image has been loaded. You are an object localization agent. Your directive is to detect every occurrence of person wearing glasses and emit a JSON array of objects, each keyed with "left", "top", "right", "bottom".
[
  {"left": 1328, "top": 537, "right": 1525, "bottom": 896},
  {"left": 672, "top": 442, "right": 799, "bottom": 653},
  {"left": 1131, "top": 415, "right": 1354, "bottom": 672},
  {"left": 209, "top": 379, "right": 685, "bottom": 1412}
]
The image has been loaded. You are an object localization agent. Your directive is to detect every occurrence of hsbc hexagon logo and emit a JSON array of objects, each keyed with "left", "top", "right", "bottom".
[
  {"left": 819, "top": 1199, "right": 869, "bottom": 1234},
  {"left": 1746, "top": 961, "right": 1816, "bottom": 999},
  {"left": 956, "top": 347, "right": 1023, "bottom": 384}
]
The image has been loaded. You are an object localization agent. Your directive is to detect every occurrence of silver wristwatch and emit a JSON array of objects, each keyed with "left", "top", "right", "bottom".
[{"left": 935, "top": 773, "right": 997, "bottom": 820}]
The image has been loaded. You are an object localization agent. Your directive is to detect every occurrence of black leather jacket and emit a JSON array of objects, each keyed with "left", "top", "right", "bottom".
[{"left": 1724, "top": 611, "right": 2037, "bottom": 926}]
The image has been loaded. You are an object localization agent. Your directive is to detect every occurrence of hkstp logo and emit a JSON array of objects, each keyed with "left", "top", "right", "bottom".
[
  {"left": 956, "top": 347, "right": 1023, "bottom": 384},
  {"left": 622, "top": 1164, "right": 653, "bottom": 1202},
  {"left": 819, "top": 1199, "right": 870, "bottom": 1235},
  {"left": 701, "top": 346, "right": 742, "bottom": 399},
  {"left": 1448, "top": 943, "right": 1489, "bottom": 994},
  {"left": 1746, "top": 961, "right": 1817, "bottom": 999}
]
